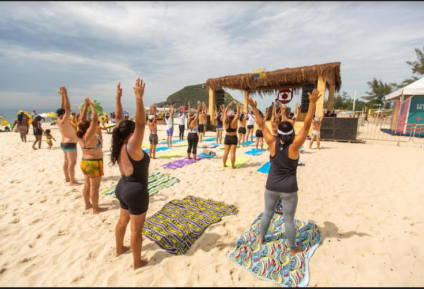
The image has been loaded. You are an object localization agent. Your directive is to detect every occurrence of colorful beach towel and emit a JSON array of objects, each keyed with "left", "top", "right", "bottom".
[
  {"left": 228, "top": 212, "right": 321, "bottom": 287},
  {"left": 219, "top": 156, "right": 250, "bottom": 169},
  {"left": 142, "top": 195, "right": 238, "bottom": 255},
  {"left": 101, "top": 172, "right": 180, "bottom": 198},
  {"left": 162, "top": 155, "right": 207, "bottom": 169},
  {"left": 257, "top": 161, "right": 270, "bottom": 173},
  {"left": 143, "top": 146, "right": 171, "bottom": 154},
  {"left": 159, "top": 139, "right": 184, "bottom": 144},
  {"left": 160, "top": 150, "right": 186, "bottom": 159},
  {"left": 245, "top": 148, "right": 266, "bottom": 156}
]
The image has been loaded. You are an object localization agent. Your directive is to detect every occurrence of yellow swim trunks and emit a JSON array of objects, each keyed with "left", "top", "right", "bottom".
[{"left": 81, "top": 158, "right": 104, "bottom": 178}]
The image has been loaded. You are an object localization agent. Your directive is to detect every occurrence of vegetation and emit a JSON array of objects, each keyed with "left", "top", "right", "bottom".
[
  {"left": 80, "top": 100, "right": 104, "bottom": 115},
  {"left": 396, "top": 45, "right": 424, "bottom": 88}
]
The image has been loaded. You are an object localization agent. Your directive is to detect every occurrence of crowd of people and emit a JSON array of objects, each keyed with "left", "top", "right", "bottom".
[{"left": 6, "top": 77, "right": 324, "bottom": 270}]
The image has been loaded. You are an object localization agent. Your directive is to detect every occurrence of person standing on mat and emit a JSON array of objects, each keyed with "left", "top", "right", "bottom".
[
  {"left": 187, "top": 101, "right": 201, "bottom": 160},
  {"left": 247, "top": 88, "right": 322, "bottom": 256},
  {"left": 255, "top": 108, "right": 267, "bottom": 151},
  {"left": 57, "top": 86, "right": 81, "bottom": 186},
  {"left": 246, "top": 109, "right": 256, "bottom": 143},
  {"left": 222, "top": 100, "right": 240, "bottom": 169},
  {"left": 309, "top": 115, "right": 323, "bottom": 150},
  {"left": 215, "top": 104, "right": 224, "bottom": 144},
  {"left": 238, "top": 109, "right": 247, "bottom": 147},
  {"left": 147, "top": 105, "right": 158, "bottom": 159},
  {"left": 178, "top": 106, "right": 186, "bottom": 140},
  {"left": 197, "top": 102, "right": 207, "bottom": 143},
  {"left": 164, "top": 104, "right": 174, "bottom": 148},
  {"left": 111, "top": 78, "right": 150, "bottom": 270}
]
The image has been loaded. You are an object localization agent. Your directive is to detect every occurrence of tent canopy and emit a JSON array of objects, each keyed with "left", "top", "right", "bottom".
[{"left": 385, "top": 77, "right": 424, "bottom": 100}]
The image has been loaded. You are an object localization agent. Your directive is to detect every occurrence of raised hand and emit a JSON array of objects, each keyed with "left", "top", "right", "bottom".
[
  {"left": 246, "top": 97, "right": 257, "bottom": 109},
  {"left": 308, "top": 89, "right": 321, "bottom": 104},
  {"left": 133, "top": 77, "right": 146, "bottom": 101},
  {"left": 117, "top": 81, "right": 123, "bottom": 99},
  {"left": 58, "top": 86, "right": 68, "bottom": 97}
]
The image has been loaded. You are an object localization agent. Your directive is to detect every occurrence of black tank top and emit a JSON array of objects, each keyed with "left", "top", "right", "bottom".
[
  {"left": 225, "top": 122, "right": 237, "bottom": 133},
  {"left": 266, "top": 141, "right": 298, "bottom": 193},
  {"left": 122, "top": 145, "right": 150, "bottom": 186},
  {"left": 217, "top": 117, "right": 223, "bottom": 126}
]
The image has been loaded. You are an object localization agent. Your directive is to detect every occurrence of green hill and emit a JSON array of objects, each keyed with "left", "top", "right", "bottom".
[{"left": 155, "top": 83, "right": 238, "bottom": 108}]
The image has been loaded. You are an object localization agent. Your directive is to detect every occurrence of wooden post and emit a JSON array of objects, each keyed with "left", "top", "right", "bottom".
[
  {"left": 244, "top": 91, "right": 249, "bottom": 113},
  {"left": 316, "top": 75, "right": 326, "bottom": 117},
  {"left": 209, "top": 87, "right": 216, "bottom": 125},
  {"left": 327, "top": 84, "right": 335, "bottom": 112}
]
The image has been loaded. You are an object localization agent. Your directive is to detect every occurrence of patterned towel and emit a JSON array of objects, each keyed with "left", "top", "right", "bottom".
[
  {"left": 228, "top": 213, "right": 321, "bottom": 287},
  {"left": 162, "top": 155, "right": 206, "bottom": 169},
  {"left": 142, "top": 195, "right": 238, "bottom": 255},
  {"left": 245, "top": 148, "right": 266, "bottom": 156},
  {"left": 219, "top": 156, "right": 250, "bottom": 168},
  {"left": 257, "top": 161, "right": 270, "bottom": 173},
  {"left": 101, "top": 172, "right": 180, "bottom": 198},
  {"left": 144, "top": 147, "right": 171, "bottom": 153}
]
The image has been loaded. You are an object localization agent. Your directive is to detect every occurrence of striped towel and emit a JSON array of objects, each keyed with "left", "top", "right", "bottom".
[{"left": 101, "top": 172, "right": 180, "bottom": 198}]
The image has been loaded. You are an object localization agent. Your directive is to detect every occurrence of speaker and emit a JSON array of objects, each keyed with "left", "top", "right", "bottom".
[
  {"left": 321, "top": 118, "right": 335, "bottom": 129},
  {"left": 320, "top": 129, "right": 334, "bottom": 139},
  {"left": 319, "top": 118, "right": 358, "bottom": 140},
  {"left": 216, "top": 87, "right": 225, "bottom": 107},
  {"left": 301, "top": 83, "right": 316, "bottom": 113}
]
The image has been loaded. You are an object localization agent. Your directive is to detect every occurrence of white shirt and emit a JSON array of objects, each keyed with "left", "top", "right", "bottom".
[
  {"left": 247, "top": 114, "right": 256, "bottom": 126},
  {"left": 165, "top": 117, "right": 173, "bottom": 129},
  {"left": 178, "top": 113, "right": 186, "bottom": 125}
]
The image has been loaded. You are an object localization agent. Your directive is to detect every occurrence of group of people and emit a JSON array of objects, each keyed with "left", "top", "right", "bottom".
[{"left": 11, "top": 77, "right": 323, "bottom": 271}]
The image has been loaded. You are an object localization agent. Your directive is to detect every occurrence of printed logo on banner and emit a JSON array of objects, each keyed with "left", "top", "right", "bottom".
[{"left": 253, "top": 68, "right": 267, "bottom": 79}]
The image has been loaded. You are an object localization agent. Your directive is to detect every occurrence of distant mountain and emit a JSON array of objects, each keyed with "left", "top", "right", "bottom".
[{"left": 155, "top": 83, "right": 238, "bottom": 108}]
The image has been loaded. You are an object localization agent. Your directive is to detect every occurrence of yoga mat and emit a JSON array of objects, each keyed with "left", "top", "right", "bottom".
[
  {"left": 219, "top": 146, "right": 240, "bottom": 150},
  {"left": 228, "top": 212, "right": 321, "bottom": 287},
  {"left": 219, "top": 156, "right": 250, "bottom": 169},
  {"left": 101, "top": 172, "right": 180, "bottom": 198},
  {"left": 159, "top": 139, "right": 184, "bottom": 144},
  {"left": 197, "top": 153, "right": 215, "bottom": 158},
  {"left": 162, "top": 155, "right": 206, "bottom": 169},
  {"left": 257, "top": 161, "right": 270, "bottom": 173},
  {"left": 239, "top": 141, "right": 253, "bottom": 146},
  {"left": 142, "top": 195, "right": 238, "bottom": 255},
  {"left": 245, "top": 148, "right": 266, "bottom": 156},
  {"left": 198, "top": 143, "right": 219, "bottom": 149},
  {"left": 173, "top": 141, "right": 189, "bottom": 147},
  {"left": 160, "top": 150, "right": 186, "bottom": 159},
  {"left": 144, "top": 147, "right": 171, "bottom": 153},
  {"left": 202, "top": 137, "right": 216, "bottom": 142}
]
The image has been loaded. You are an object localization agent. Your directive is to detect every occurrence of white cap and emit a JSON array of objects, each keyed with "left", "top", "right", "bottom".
[{"left": 149, "top": 115, "right": 154, "bottom": 120}]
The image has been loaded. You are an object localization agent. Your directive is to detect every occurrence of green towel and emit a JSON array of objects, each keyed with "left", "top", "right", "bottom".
[
  {"left": 219, "top": 156, "right": 250, "bottom": 168},
  {"left": 160, "top": 150, "right": 186, "bottom": 159},
  {"left": 219, "top": 146, "right": 240, "bottom": 150},
  {"left": 102, "top": 172, "right": 180, "bottom": 198}
]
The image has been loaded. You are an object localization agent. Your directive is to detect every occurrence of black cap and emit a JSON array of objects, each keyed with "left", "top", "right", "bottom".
[{"left": 56, "top": 108, "right": 66, "bottom": 116}]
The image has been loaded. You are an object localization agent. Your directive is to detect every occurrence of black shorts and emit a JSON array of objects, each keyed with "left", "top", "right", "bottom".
[
  {"left": 247, "top": 125, "right": 254, "bottom": 129},
  {"left": 198, "top": 124, "right": 204, "bottom": 132},
  {"left": 256, "top": 129, "right": 263, "bottom": 138},
  {"left": 116, "top": 178, "right": 149, "bottom": 215},
  {"left": 238, "top": 127, "right": 246, "bottom": 134},
  {"left": 225, "top": 135, "right": 238, "bottom": 146},
  {"left": 33, "top": 128, "right": 43, "bottom": 136},
  {"left": 149, "top": 134, "right": 158, "bottom": 145}
]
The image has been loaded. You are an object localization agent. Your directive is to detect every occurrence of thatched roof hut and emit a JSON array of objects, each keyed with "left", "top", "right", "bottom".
[{"left": 206, "top": 62, "right": 341, "bottom": 96}]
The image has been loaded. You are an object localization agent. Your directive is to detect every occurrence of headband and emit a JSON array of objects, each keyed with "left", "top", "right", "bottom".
[{"left": 277, "top": 129, "right": 293, "bottom": 135}]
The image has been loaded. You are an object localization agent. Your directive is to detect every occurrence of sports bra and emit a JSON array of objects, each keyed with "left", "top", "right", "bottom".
[
  {"left": 81, "top": 135, "right": 101, "bottom": 150},
  {"left": 226, "top": 123, "right": 237, "bottom": 133}
]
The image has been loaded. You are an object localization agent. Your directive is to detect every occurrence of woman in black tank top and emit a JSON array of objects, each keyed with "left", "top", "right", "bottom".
[
  {"left": 222, "top": 100, "right": 240, "bottom": 169},
  {"left": 110, "top": 78, "right": 150, "bottom": 270},
  {"left": 246, "top": 89, "right": 322, "bottom": 256}
]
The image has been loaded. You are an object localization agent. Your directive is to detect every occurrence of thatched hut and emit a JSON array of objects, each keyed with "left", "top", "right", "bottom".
[{"left": 206, "top": 62, "right": 342, "bottom": 125}]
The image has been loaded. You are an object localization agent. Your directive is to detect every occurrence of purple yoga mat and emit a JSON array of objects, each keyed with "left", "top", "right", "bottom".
[{"left": 162, "top": 155, "right": 206, "bottom": 169}]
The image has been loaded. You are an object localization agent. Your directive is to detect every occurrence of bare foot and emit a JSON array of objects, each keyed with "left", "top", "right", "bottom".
[
  {"left": 32, "top": 147, "right": 37, "bottom": 150},
  {"left": 93, "top": 207, "right": 109, "bottom": 214},
  {"left": 65, "top": 179, "right": 70, "bottom": 183},
  {"left": 232, "top": 166, "right": 236, "bottom": 169},
  {"left": 134, "top": 258, "right": 149, "bottom": 270},
  {"left": 257, "top": 234, "right": 264, "bottom": 245},
  {"left": 289, "top": 246, "right": 303, "bottom": 256},
  {"left": 85, "top": 204, "right": 93, "bottom": 210},
  {"left": 115, "top": 246, "right": 131, "bottom": 257},
  {"left": 69, "top": 181, "right": 82, "bottom": 186}
]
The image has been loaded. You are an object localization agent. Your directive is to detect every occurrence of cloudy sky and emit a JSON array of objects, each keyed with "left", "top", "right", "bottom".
[{"left": 0, "top": 1, "right": 423, "bottom": 111}]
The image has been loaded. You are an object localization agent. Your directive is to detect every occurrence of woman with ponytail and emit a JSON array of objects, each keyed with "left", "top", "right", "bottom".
[
  {"left": 111, "top": 78, "right": 150, "bottom": 270},
  {"left": 246, "top": 89, "right": 321, "bottom": 256},
  {"left": 77, "top": 97, "right": 108, "bottom": 214},
  {"left": 222, "top": 100, "right": 240, "bottom": 169}
]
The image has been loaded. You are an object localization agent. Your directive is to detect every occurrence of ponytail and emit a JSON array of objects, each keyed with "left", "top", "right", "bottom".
[
  {"left": 110, "top": 120, "right": 135, "bottom": 165},
  {"left": 76, "top": 120, "right": 91, "bottom": 139}
]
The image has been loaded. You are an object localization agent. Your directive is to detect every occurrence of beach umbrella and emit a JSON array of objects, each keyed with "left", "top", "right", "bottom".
[
  {"left": 123, "top": 111, "right": 129, "bottom": 115},
  {"left": 99, "top": 115, "right": 107, "bottom": 122},
  {"left": 0, "top": 114, "right": 4, "bottom": 118}
]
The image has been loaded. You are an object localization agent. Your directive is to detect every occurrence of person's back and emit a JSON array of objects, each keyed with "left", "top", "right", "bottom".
[
  {"left": 148, "top": 118, "right": 157, "bottom": 134},
  {"left": 267, "top": 141, "right": 298, "bottom": 193}
]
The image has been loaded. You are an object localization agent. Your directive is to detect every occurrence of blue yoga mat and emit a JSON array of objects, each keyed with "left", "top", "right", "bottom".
[
  {"left": 159, "top": 139, "right": 184, "bottom": 144},
  {"left": 144, "top": 147, "right": 171, "bottom": 153},
  {"left": 245, "top": 148, "right": 266, "bottom": 156},
  {"left": 257, "top": 161, "right": 270, "bottom": 173},
  {"left": 240, "top": 141, "right": 254, "bottom": 146},
  {"left": 198, "top": 153, "right": 215, "bottom": 158},
  {"left": 203, "top": 137, "right": 216, "bottom": 142}
]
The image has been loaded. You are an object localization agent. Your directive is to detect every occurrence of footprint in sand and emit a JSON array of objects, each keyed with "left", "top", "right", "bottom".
[
  {"left": 10, "top": 218, "right": 20, "bottom": 224},
  {"left": 0, "top": 268, "right": 7, "bottom": 275},
  {"left": 58, "top": 229, "right": 70, "bottom": 236}
]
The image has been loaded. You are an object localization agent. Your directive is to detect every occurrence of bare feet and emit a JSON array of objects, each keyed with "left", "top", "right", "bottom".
[
  {"left": 289, "top": 246, "right": 303, "bottom": 256},
  {"left": 232, "top": 166, "right": 236, "bottom": 169},
  {"left": 32, "top": 147, "right": 37, "bottom": 150},
  {"left": 257, "top": 234, "right": 264, "bottom": 245},
  {"left": 65, "top": 179, "right": 70, "bottom": 183},
  {"left": 69, "top": 181, "right": 82, "bottom": 186},
  {"left": 134, "top": 258, "right": 149, "bottom": 270},
  {"left": 93, "top": 207, "right": 109, "bottom": 214},
  {"left": 115, "top": 246, "right": 131, "bottom": 257},
  {"left": 85, "top": 204, "right": 93, "bottom": 210}
]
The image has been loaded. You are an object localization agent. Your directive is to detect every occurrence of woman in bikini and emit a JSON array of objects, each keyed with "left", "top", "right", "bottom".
[
  {"left": 215, "top": 104, "right": 224, "bottom": 144},
  {"left": 238, "top": 108, "right": 247, "bottom": 147},
  {"left": 32, "top": 115, "right": 44, "bottom": 150},
  {"left": 222, "top": 100, "right": 240, "bottom": 169},
  {"left": 77, "top": 97, "right": 108, "bottom": 214}
]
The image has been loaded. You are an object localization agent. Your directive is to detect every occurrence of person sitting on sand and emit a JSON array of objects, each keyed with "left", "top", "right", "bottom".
[
  {"left": 111, "top": 78, "right": 150, "bottom": 270},
  {"left": 147, "top": 105, "right": 158, "bottom": 159},
  {"left": 32, "top": 115, "right": 44, "bottom": 150},
  {"left": 309, "top": 115, "right": 323, "bottom": 150},
  {"left": 57, "top": 87, "right": 81, "bottom": 186},
  {"left": 44, "top": 129, "right": 56, "bottom": 150},
  {"left": 222, "top": 100, "right": 240, "bottom": 169},
  {"left": 247, "top": 88, "right": 322, "bottom": 256},
  {"left": 187, "top": 101, "right": 201, "bottom": 160},
  {"left": 76, "top": 97, "right": 108, "bottom": 214},
  {"left": 164, "top": 104, "right": 175, "bottom": 148},
  {"left": 238, "top": 109, "right": 247, "bottom": 147},
  {"left": 215, "top": 104, "right": 224, "bottom": 144}
]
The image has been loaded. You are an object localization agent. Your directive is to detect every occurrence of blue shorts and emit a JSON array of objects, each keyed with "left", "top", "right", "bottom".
[{"left": 166, "top": 127, "right": 174, "bottom": 137}]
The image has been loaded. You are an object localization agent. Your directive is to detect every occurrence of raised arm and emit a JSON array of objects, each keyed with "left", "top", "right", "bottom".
[
  {"left": 191, "top": 101, "right": 201, "bottom": 126},
  {"left": 271, "top": 103, "right": 276, "bottom": 123},
  {"left": 80, "top": 97, "right": 89, "bottom": 122},
  {"left": 128, "top": 77, "right": 146, "bottom": 154},
  {"left": 152, "top": 105, "right": 157, "bottom": 124},
  {"left": 85, "top": 99, "right": 98, "bottom": 140},
  {"left": 58, "top": 86, "right": 71, "bottom": 122},
  {"left": 115, "top": 81, "right": 124, "bottom": 125},
  {"left": 247, "top": 97, "right": 276, "bottom": 147},
  {"left": 280, "top": 103, "right": 286, "bottom": 122},
  {"left": 291, "top": 89, "right": 321, "bottom": 150},
  {"left": 232, "top": 102, "right": 240, "bottom": 126}
]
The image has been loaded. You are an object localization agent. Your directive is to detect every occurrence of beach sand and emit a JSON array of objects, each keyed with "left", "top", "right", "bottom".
[{"left": 0, "top": 123, "right": 423, "bottom": 286}]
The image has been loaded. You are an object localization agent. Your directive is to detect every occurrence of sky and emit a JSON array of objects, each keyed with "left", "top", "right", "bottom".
[{"left": 0, "top": 1, "right": 423, "bottom": 112}]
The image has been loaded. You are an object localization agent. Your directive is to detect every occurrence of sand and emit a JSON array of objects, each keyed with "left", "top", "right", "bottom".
[{"left": 0, "top": 122, "right": 423, "bottom": 287}]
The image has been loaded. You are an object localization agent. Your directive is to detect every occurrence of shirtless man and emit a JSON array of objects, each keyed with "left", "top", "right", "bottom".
[
  {"left": 309, "top": 116, "right": 323, "bottom": 150},
  {"left": 147, "top": 105, "right": 158, "bottom": 159},
  {"left": 57, "top": 86, "right": 81, "bottom": 186},
  {"left": 284, "top": 102, "right": 299, "bottom": 127}
]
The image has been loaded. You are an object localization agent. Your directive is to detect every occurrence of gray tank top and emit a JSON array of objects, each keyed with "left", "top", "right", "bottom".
[
  {"left": 266, "top": 141, "right": 298, "bottom": 193},
  {"left": 189, "top": 121, "right": 198, "bottom": 134}
]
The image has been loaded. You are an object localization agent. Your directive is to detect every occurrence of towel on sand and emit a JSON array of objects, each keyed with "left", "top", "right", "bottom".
[
  {"left": 162, "top": 155, "right": 207, "bottom": 169},
  {"left": 257, "top": 161, "right": 270, "bottom": 173},
  {"left": 245, "top": 148, "right": 266, "bottom": 156},
  {"left": 144, "top": 146, "right": 171, "bottom": 153},
  {"left": 219, "top": 156, "right": 250, "bottom": 169},
  {"left": 160, "top": 150, "right": 186, "bottom": 159}
]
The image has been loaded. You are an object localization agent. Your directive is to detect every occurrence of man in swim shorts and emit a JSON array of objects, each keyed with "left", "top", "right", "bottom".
[
  {"left": 148, "top": 105, "right": 159, "bottom": 159},
  {"left": 57, "top": 86, "right": 81, "bottom": 186},
  {"left": 309, "top": 116, "right": 323, "bottom": 150}
]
